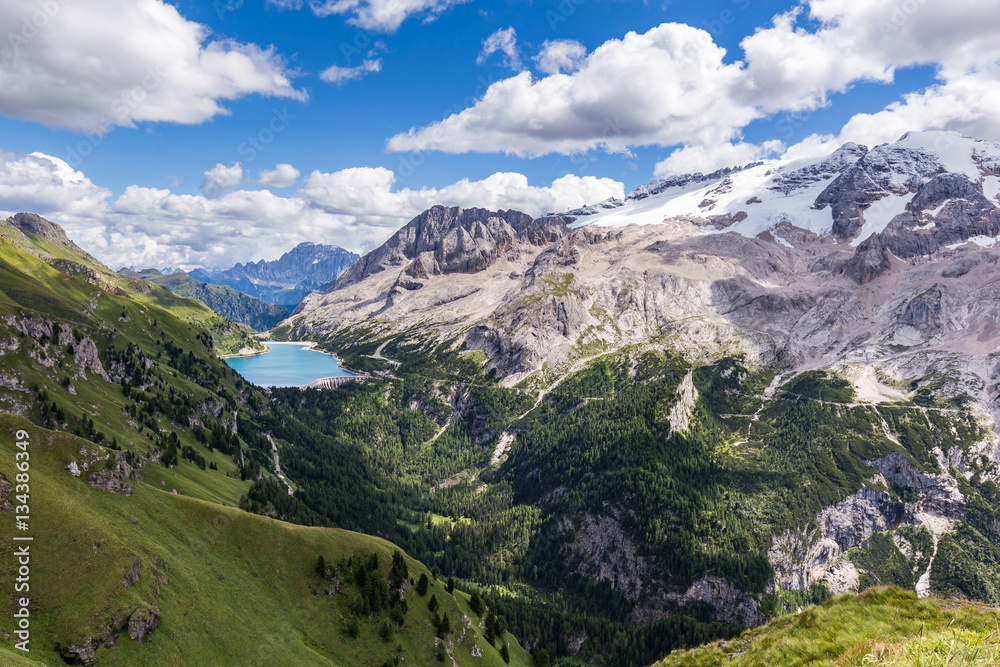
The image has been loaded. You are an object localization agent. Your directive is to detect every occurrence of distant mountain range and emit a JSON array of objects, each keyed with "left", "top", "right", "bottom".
[
  {"left": 190, "top": 242, "right": 359, "bottom": 309},
  {"left": 118, "top": 268, "right": 290, "bottom": 332}
]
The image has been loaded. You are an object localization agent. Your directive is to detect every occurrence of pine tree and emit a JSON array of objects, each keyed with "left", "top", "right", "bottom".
[
  {"left": 446, "top": 577, "right": 455, "bottom": 594},
  {"left": 500, "top": 643, "right": 510, "bottom": 664},
  {"left": 469, "top": 592, "right": 485, "bottom": 617},
  {"left": 485, "top": 609, "right": 497, "bottom": 644},
  {"left": 428, "top": 594, "right": 439, "bottom": 612},
  {"left": 315, "top": 555, "right": 326, "bottom": 577},
  {"left": 416, "top": 573, "right": 429, "bottom": 596}
]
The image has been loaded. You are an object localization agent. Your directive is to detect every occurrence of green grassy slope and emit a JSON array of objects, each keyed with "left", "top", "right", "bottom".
[
  {"left": 120, "top": 269, "right": 289, "bottom": 332},
  {"left": 0, "top": 415, "right": 532, "bottom": 666},
  {"left": 0, "top": 220, "right": 261, "bottom": 509},
  {"left": 0, "top": 214, "right": 263, "bottom": 356},
  {"left": 655, "top": 587, "right": 1000, "bottom": 666}
]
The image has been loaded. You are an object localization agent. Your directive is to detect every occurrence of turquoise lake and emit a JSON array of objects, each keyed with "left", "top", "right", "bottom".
[{"left": 224, "top": 342, "right": 354, "bottom": 387}]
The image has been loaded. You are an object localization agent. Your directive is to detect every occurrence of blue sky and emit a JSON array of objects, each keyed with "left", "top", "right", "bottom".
[{"left": 1, "top": 0, "right": 998, "bottom": 269}]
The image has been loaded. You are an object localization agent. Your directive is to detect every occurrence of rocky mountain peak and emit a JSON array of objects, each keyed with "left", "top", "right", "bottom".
[
  {"left": 8, "top": 212, "right": 73, "bottom": 244},
  {"left": 333, "top": 204, "right": 565, "bottom": 290}
]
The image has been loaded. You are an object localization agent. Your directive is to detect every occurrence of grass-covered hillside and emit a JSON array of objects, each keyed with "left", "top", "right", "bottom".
[
  {"left": 0, "top": 213, "right": 263, "bottom": 356},
  {"left": 120, "top": 268, "right": 289, "bottom": 333},
  {"left": 0, "top": 213, "right": 531, "bottom": 664},
  {"left": 656, "top": 587, "right": 1000, "bottom": 666},
  {"left": 0, "top": 415, "right": 531, "bottom": 666}
]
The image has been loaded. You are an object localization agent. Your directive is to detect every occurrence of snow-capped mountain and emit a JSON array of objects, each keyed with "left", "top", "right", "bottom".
[
  {"left": 564, "top": 131, "right": 1000, "bottom": 257},
  {"left": 287, "top": 130, "right": 1000, "bottom": 391}
]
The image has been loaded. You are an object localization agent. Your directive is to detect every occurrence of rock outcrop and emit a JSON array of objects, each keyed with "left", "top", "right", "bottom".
[
  {"left": 88, "top": 453, "right": 136, "bottom": 495},
  {"left": 680, "top": 576, "right": 765, "bottom": 627},
  {"left": 127, "top": 604, "right": 160, "bottom": 643}
]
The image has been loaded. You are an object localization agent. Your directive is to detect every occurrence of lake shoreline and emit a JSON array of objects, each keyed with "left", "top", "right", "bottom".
[
  {"left": 220, "top": 340, "right": 321, "bottom": 359},
  {"left": 223, "top": 340, "right": 358, "bottom": 386}
]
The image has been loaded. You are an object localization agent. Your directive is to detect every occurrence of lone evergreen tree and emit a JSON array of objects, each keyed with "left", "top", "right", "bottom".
[
  {"left": 446, "top": 577, "right": 455, "bottom": 594},
  {"left": 315, "top": 555, "right": 326, "bottom": 577},
  {"left": 485, "top": 609, "right": 497, "bottom": 644},
  {"left": 469, "top": 592, "right": 485, "bottom": 617},
  {"left": 500, "top": 643, "right": 511, "bottom": 664},
  {"left": 428, "top": 594, "right": 439, "bottom": 612},
  {"left": 416, "top": 573, "right": 429, "bottom": 596}
]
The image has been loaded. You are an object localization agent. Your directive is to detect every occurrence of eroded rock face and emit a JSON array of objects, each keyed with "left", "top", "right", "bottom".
[
  {"left": 841, "top": 234, "right": 892, "bottom": 284},
  {"left": 667, "top": 370, "right": 698, "bottom": 434},
  {"left": 123, "top": 556, "right": 141, "bottom": 589},
  {"left": 62, "top": 638, "right": 100, "bottom": 665},
  {"left": 333, "top": 205, "right": 562, "bottom": 290},
  {"left": 870, "top": 452, "right": 965, "bottom": 517},
  {"left": 815, "top": 142, "right": 944, "bottom": 240},
  {"left": 771, "top": 486, "right": 909, "bottom": 593},
  {"left": 559, "top": 513, "right": 647, "bottom": 601},
  {"left": 681, "top": 576, "right": 765, "bottom": 627},
  {"left": 88, "top": 453, "right": 136, "bottom": 495},
  {"left": 818, "top": 487, "right": 908, "bottom": 550},
  {"left": 59, "top": 602, "right": 161, "bottom": 663}
]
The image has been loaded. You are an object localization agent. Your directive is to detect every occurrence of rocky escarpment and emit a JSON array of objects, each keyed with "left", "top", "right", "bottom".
[
  {"left": 332, "top": 205, "right": 566, "bottom": 290},
  {"left": 769, "top": 485, "right": 908, "bottom": 596},
  {"left": 284, "top": 206, "right": 571, "bottom": 344},
  {"left": 285, "top": 132, "right": 1000, "bottom": 385}
]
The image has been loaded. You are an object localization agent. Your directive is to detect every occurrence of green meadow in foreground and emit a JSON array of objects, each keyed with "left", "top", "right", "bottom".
[
  {"left": 656, "top": 587, "right": 1000, "bottom": 667},
  {"left": 0, "top": 414, "right": 532, "bottom": 666}
]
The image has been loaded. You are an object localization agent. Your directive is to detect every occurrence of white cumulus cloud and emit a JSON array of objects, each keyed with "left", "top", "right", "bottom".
[
  {"left": 388, "top": 23, "right": 752, "bottom": 156},
  {"left": 201, "top": 163, "right": 245, "bottom": 198},
  {"left": 0, "top": 149, "right": 623, "bottom": 269},
  {"left": 478, "top": 27, "right": 521, "bottom": 70},
  {"left": 388, "top": 1, "right": 1000, "bottom": 170},
  {"left": 533, "top": 39, "right": 587, "bottom": 75},
  {"left": 654, "top": 141, "right": 785, "bottom": 179},
  {"left": 319, "top": 58, "right": 382, "bottom": 85},
  {"left": 0, "top": 150, "right": 110, "bottom": 217},
  {"left": 257, "top": 164, "right": 302, "bottom": 188},
  {"left": 0, "top": 0, "right": 306, "bottom": 132},
  {"left": 307, "top": 0, "right": 469, "bottom": 32}
]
